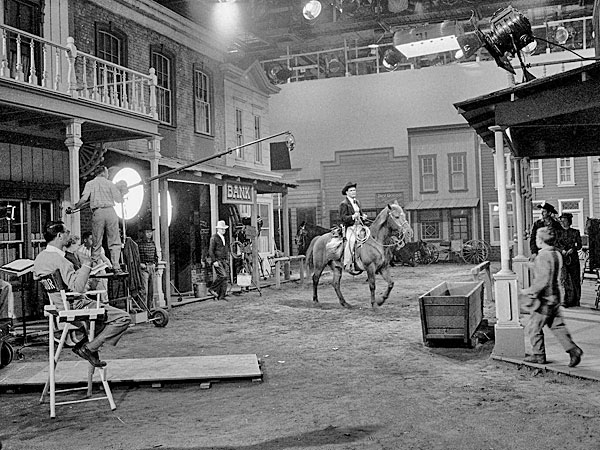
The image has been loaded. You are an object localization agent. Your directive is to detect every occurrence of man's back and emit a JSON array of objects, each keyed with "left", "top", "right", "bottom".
[{"left": 83, "top": 176, "right": 122, "bottom": 209}]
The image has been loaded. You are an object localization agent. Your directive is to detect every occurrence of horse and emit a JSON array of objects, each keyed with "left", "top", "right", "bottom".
[
  {"left": 305, "top": 201, "right": 412, "bottom": 309},
  {"left": 390, "top": 239, "right": 429, "bottom": 267},
  {"left": 295, "top": 221, "right": 330, "bottom": 255}
]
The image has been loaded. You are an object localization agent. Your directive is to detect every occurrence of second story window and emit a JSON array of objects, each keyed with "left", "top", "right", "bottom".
[
  {"left": 152, "top": 50, "right": 173, "bottom": 125},
  {"left": 419, "top": 155, "right": 437, "bottom": 193},
  {"left": 194, "top": 68, "right": 211, "bottom": 135},
  {"left": 254, "top": 115, "right": 262, "bottom": 163},
  {"left": 448, "top": 153, "right": 466, "bottom": 191},
  {"left": 557, "top": 157, "right": 575, "bottom": 186},
  {"left": 97, "top": 30, "right": 122, "bottom": 64},
  {"left": 236, "top": 108, "right": 244, "bottom": 158},
  {"left": 529, "top": 159, "right": 543, "bottom": 187}
]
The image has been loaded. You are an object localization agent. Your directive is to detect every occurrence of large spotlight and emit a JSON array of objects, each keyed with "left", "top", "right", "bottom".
[
  {"left": 555, "top": 26, "right": 569, "bottom": 45},
  {"left": 267, "top": 64, "right": 293, "bottom": 84},
  {"left": 113, "top": 167, "right": 144, "bottom": 220},
  {"left": 303, "top": 1, "right": 322, "bottom": 20},
  {"left": 382, "top": 47, "right": 404, "bottom": 71},
  {"left": 456, "top": 6, "right": 536, "bottom": 82}
]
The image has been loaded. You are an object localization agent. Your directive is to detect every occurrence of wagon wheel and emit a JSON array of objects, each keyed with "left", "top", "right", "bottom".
[
  {"left": 79, "top": 143, "right": 107, "bottom": 180},
  {"left": 424, "top": 243, "right": 439, "bottom": 264},
  {"left": 578, "top": 247, "right": 589, "bottom": 261},
  {"left": 461, "top": 239, "right": 490, "bottom": 264}
]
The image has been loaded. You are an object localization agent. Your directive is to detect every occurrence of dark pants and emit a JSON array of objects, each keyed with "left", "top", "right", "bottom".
[
  {"left": 564, "top": 261, "right": 581, "bottom": 307},
  {"left": 211, "top": 261, "right": 229, "bottom": 299}
]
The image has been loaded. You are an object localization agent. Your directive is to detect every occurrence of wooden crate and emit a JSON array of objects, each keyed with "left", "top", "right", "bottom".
[{"left": 418, "top": 281, "right": 484, "bottom": 347}]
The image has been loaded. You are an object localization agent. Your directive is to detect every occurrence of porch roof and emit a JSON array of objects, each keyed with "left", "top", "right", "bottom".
[
  {"left": 454, "top": 61, "right": 600, "bottom": 159},
  {"left": 404, "top": 198, "right": 480, "bottom": 211}
]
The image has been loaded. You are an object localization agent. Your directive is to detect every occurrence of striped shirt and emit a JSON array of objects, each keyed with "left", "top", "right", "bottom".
[{"left": 80, "top": 176, "right": 123, "bottom": 209}]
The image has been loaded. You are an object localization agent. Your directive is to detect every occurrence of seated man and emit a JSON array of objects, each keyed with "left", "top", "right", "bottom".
[{"left": 34, "top": 221, "right": 131, "bottom": 367}]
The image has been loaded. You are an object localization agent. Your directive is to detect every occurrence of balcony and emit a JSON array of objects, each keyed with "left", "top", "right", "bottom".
[{"left": 0, "top": 24, "right": 159, "bottom": 153}]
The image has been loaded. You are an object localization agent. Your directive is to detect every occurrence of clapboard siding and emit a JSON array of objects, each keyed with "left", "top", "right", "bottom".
[
  {"left": 321, "top": 148, "right": 409, "bottom": 228},
  {"left": 480, "top": 144, "right": 496, "bottom": 247},
  {"left": 531, "top": 157, "right": 589, "bottom": 209},
  {"left": 0, "top": 144, "right": 69, "bottom": 185}
]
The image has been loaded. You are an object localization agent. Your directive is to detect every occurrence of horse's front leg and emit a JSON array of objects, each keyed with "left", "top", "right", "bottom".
[
  {"left": 331, "top": 262, "right": 352, "bottom": 309},
  {"left": 376, "top": 266, "right": 394, "bottom": 307},
  {"left": 366, "top": 266, "right": 378, "bottom": 308}
]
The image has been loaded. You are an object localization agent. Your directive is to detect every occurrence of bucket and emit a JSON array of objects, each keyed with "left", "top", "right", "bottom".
[
  {"left": 194, "top": 282, "right": 207, "bottom": 298},
  {"left": 237, "top": 272, "right": 252, "bottom": 287}
]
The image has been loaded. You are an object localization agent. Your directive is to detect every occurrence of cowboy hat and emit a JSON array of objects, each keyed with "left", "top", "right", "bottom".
[
  {"left": 215, "top": 220, "right": 229, "bottom": 229},
  {"left": 537, "top": 202, "right": 558, "bottom": 215},
  {"left": 342, "top": 182, "right": 357, "bottom": 196}
]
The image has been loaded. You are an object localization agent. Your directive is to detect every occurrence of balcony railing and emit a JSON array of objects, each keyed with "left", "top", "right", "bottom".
[
  {"left": 0, "top": 24, "right": 157, "bottom": 120},
  {"left": 262, "top": 15, "right": 594, "bottom": 84}
]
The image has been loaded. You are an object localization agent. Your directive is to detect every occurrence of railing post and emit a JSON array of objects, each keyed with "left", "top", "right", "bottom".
[
  {"left": 28, "top": 39, "right": 37, "bottom": 85},
  {"left": 0, "top": 29, "right": 8, "bottom": 78},
  {"left": 65, "top": 37, "right": 78, "bottom": 98},
  {"left": 15, "top": 34, "right": 23, "bottom": 81},
  {"left": 149, "top": 68, "right": 158, "bottom": 120}
]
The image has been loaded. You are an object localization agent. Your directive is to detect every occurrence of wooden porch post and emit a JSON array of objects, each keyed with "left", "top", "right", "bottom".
[
  {"left": 64, "top": 119, "right": 84, "bottom": 236},
  {"left": 490, "top": 126, "right": 525, "bottom": 358},
  {"left": 512, "top": 156, "right": 530, "bottom": 290},
  {"left": 148, "top": 137, "right": 165, "bottom": 307},
  {"left": 282, "top": 190, "right": 291, "bottom": 279}
]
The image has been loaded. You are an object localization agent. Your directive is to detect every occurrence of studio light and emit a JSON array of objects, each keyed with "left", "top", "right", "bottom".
[
  {"left": 267, "top": 64, "right": 293, "bottom": 84},
  {"left": 303, "top": 0, "right": 322, "bottom": 20},
  {"left": 456, "top": 6, "right": 536, "bottom": 82},
  {"left": 382, "top": 47, "right": 404, "bottom": 71},
  {"left": 113, "top": 167, "right": 144, "bottom": 220},
  {"left": 555, "top": 26, "right": 569, "bottom": 45}
]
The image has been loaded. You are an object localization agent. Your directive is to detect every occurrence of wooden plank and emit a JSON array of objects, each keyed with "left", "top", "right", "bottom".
[
  {"left": 427, "top": 316, "right": 464, "bottom": 328},
  {"left": 0, "top": 354, "right": 262, "bottom": 388}
]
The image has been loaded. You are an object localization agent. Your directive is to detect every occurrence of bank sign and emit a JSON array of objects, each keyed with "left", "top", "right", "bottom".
[{"left": 223, "top": 182, "right": 254, "bottom": 205}]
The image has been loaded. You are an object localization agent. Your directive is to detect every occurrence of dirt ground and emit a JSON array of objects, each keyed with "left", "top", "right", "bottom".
[{"left": 2, "top": 263, "right": 600, "bottom": 450}]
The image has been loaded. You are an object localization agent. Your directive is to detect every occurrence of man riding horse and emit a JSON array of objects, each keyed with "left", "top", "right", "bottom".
[{"left": 339, "top": 182, "right": 368, "bottom": 272}]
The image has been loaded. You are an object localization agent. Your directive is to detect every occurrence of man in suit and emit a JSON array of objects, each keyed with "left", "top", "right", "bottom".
[
  {"left": 339, "top": 182, "right": 368, "bottom": 272},
  {"left": 208, "top": 220, "right": 230, "bottom": 300}
]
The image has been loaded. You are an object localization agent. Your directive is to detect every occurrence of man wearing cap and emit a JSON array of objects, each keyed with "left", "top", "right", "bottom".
[
  {"left": 339, "top": 182, "right": 368, "bottom": 272},
  {"left": 559, "top": 212, "right": 582, "bottom": 307},
  {"left": 529, "top": 202, "right": 562, "bottom": 258},
  {"left": 521, "top": 226, "right": 583, "bottom": 367},
  {"left": 138, "top": 224, "right": 158, "bottom": 309},
  {"left": 209, "top": 220, "right": 230, "bottom": 300}
]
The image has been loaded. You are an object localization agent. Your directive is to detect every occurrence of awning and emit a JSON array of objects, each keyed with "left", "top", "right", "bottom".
[{"left": 404, "top": 198, "right": 479, "bottom": 211}]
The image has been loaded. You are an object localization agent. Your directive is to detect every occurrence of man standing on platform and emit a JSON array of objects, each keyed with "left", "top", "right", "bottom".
[
  {"left": 69, "top": 166, "right": 126, "bottom": 274},
  {"left": 137, "top": 224, "right": 158, "bottom": 309}
]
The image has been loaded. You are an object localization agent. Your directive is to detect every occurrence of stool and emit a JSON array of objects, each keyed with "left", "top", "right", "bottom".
[{"left": 38, "top": 274, "right": 116, "bottom": 418}]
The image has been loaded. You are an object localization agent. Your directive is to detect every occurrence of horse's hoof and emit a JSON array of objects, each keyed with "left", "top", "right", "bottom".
[{"left": 342, "top": 303, "right": 353, "bottom": 309}]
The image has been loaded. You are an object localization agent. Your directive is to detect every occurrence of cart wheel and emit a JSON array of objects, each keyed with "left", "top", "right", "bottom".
[
  {"left": 0, "top": 340, "right": 14, "bottom": 369},
  {"left": 425, "top": 243, "right": 439, "bottom": 264},
  {"left": 461, "top": 240, "right": 490, "bottom": 264},
  {"left": 150, "top": 308, "right": 169, "bottom": 327}
]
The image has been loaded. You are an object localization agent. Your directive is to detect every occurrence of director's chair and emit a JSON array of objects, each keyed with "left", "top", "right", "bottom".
[{"left": 38, "top": 271, "right": 116, "bottom": 418}]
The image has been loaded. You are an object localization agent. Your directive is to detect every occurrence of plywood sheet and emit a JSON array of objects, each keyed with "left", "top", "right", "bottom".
[{"left": 0, "top": 354, "right": 262, "bottom": 388}]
